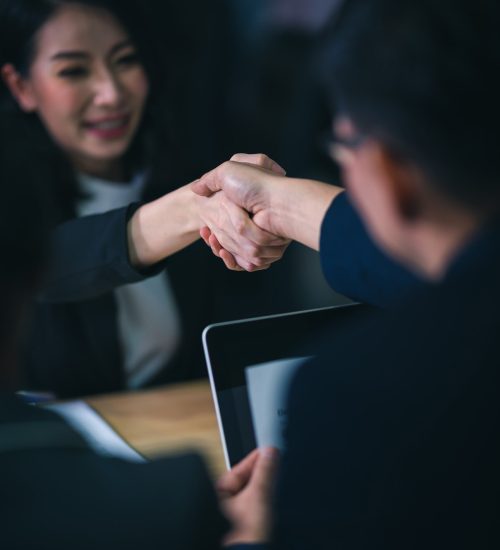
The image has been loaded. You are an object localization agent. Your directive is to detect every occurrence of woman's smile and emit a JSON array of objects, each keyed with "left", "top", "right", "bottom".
[{"left": 83, "top": 113, "right": 132, "bottom": 140}]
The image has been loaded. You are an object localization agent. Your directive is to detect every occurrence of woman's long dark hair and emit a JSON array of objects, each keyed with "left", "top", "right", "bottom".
[{"left": 0, "top": 0, "right": 174, "bottom": 221}]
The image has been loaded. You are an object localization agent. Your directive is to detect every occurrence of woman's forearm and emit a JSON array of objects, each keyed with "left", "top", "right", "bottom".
[{"left": 127, "top": 184, "right": 202, "bottom": 268}]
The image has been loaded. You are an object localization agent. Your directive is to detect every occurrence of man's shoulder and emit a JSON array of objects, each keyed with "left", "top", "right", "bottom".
[
  {"left": 292, "top": 260, "right": 500, "bottom": 410},
  {"left": 0, "top": 396, "right": 227, "bottom": 549}
]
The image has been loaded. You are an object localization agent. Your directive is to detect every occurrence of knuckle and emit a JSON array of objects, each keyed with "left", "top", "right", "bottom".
[
  {"left": 246, "top": 243, "right": 261, "bottom": 260},
  {"left": 241, "top": 260, "right": 254, "bottom": 271},
  {"left": 249, "top": 230, "right": 267, "bottom": 247},
  {"left": 235, "top": 221, "right": 247, "bottom": 236},
  {"left": 272, "top": 247, "right": 286, "bottom": 259},
  {"left": 253, "top": 258, "right": 268, "bottom": 268},
  {"left": 220, "top": 160, "right": 233, "bottom": 175}
]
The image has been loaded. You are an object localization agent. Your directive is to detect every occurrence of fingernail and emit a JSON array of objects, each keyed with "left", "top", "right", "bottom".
[
  {"left": 273, "top": 162, "right": 286, "bottom": 175},
  {"left": 260, "top": 447, "right": 279, "bottom": 460}
]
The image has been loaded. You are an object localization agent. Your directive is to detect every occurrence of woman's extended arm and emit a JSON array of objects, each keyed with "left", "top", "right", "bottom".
[{"left": 40, "top": 180, "right": 288, "bottom": 304}]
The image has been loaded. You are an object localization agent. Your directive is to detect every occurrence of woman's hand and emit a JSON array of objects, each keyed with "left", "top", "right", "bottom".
[
  {"left": 127, "top": 154, "right": 293, "bottom": 271},
  {"left": 196, "top": 190, "right": 290, "bottom": 272},
  {"left": 194, "top": 153, "right": 291, "bottom": 271}
]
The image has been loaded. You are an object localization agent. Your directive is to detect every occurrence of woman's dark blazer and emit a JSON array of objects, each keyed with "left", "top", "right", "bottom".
[
  {"left": 23, "top": 204, "right": 221, "bottom": 397},
  {"left": 22, "top": 201, "right": 299, "bottom": 398}
]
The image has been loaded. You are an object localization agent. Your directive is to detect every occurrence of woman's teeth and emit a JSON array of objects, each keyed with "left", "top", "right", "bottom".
[{"left": 89, "top": 119, "right": 126, "bottom": 129}]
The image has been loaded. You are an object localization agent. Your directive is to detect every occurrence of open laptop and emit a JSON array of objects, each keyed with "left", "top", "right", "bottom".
[{"left": 203, "top": 303, "right": 366, "bottom": 468}]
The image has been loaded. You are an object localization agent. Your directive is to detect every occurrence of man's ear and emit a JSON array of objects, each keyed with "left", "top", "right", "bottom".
[
  {"left": 376, "top": 146, "right": 421, "bottom": 222},
  {"left": 1, "top": 64, "right": 38, "bottom": 112}
]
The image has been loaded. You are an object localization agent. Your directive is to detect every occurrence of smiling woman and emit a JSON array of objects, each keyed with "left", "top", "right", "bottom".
[
  {"left": 2, "top": 3, "right": 149, "bottom": 180},
  {"left": 0, "top": 0, "right": 289, "bottom": 397}
]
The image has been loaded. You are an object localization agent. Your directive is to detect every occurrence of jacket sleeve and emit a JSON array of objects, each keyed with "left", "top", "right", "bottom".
[
  {"left": 39, "top": 204, "right": 167, "bottom": 303},
  {"left": 4, "top": 449, "right": 229, "bottom": 549},
  {"left": 319, "top": 192, "right": 424, "bottom": 307}
]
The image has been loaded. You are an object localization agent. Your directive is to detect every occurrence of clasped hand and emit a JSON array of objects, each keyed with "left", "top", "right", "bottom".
[{"left": 193, "top": 154, "right": 289, "bottom": 271}]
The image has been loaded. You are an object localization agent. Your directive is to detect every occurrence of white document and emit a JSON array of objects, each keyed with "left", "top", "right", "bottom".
[
  {"left": 45, "top": 401, "right": 146, "bottom": 463},
  {"left": 245, "top": 357, "right": 310, "bottom": 450}
]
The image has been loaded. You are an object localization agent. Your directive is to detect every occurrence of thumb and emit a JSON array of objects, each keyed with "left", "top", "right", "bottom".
[
  {"left": 250, "top": 447, "right": 280, "bottom": 495},
  {"left": 191, "top": 163, "right": 228, "bottom": 197},
  {"left": 230, "top": 153, "right": 286, "bottom": 176},
  {"left": 217, "top": 449, "right": 260, "bottom": 497}
]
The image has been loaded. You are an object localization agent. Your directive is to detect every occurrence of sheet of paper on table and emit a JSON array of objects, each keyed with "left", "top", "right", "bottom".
[{"left": 45, "top": 401, "right": 146, "bottom": 463}]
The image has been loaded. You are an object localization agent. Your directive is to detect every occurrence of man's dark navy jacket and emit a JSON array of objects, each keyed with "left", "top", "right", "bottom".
[
  {"left": 320, "top": 192, "right": 425, "bottom": 307},
  {"left": 271, "top": 193, "right": 500, "bottom": 548}
]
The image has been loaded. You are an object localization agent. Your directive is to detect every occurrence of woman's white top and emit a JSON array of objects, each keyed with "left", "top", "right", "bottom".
[{"left": 77, "top": 172, "right": 181, "bottom": 389}]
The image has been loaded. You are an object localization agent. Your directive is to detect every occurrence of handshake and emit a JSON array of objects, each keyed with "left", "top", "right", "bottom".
[{"left": 191, "top": 153, "right": 342, "bottom": 271}]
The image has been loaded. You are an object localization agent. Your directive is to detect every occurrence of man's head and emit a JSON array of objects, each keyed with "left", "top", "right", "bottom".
[
  {"left": 323, "top": 0, "right": 500, "bottom": 278},
  {"left": 0, "top": 132, "right": 50, "bottom": 388}
]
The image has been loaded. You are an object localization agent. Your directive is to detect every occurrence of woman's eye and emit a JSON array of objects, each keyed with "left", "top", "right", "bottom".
[
  {"left": 115, "top": 53, "right": 140, "bottom": 67},
  {"left": 58, "top": 66, "right": 87, "bottom": 79}
]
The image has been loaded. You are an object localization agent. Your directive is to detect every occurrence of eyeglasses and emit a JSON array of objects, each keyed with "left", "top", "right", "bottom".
[{"left": 320, "top": 131, "right": 366, "bottom": 164}]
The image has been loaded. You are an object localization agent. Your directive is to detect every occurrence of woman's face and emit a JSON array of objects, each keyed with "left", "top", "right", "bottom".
[{"left": 11, "top": 3, "right": 149, "bottom": 176}]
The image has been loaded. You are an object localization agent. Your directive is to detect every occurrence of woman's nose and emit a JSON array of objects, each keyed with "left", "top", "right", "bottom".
[{"left": 92, "top": 70, "right": 125, "bottom": 108}]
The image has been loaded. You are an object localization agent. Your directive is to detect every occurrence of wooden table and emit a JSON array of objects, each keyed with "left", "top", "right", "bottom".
[{"left": 87, "top": 380, "right": 226, "bottom": 477}]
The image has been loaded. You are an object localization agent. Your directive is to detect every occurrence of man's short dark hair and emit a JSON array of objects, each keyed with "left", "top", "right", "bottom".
[{"left": 322, "top": 0, "right": 500, "bottom": 210}]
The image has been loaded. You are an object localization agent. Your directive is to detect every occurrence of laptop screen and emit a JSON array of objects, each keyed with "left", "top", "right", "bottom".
[{"left": 203, "top": 304, "right": 368, "bottom": 467}]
